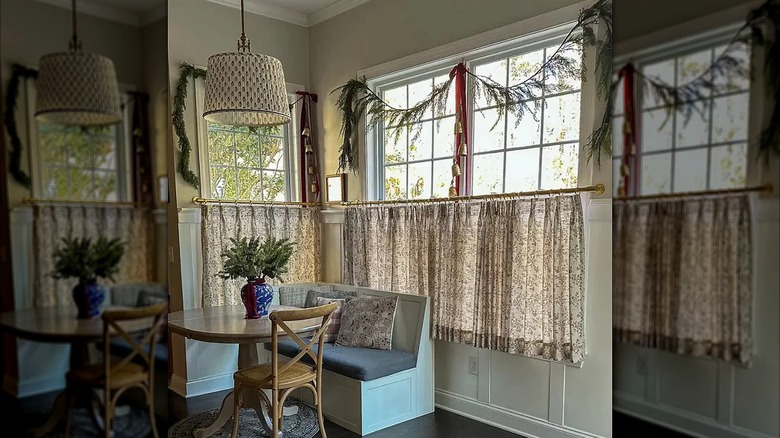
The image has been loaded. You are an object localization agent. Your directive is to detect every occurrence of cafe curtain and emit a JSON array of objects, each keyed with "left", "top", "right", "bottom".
[
  {"left": 343, "top": 194, "right": 586, "bottom": 363},
  {"left": 33, "top": 205, "right": 153, "bottom": 307},
  {"left": 613, "top": 194, "right": 753, "bottom": 363},
  {"left": 200, "top": 204, "right": 321, "bottom": 307}
]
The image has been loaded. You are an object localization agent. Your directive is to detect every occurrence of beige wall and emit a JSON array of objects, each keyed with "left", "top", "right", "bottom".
[{"left": 167, "top": 0, "right": 310, "bottom": 207}]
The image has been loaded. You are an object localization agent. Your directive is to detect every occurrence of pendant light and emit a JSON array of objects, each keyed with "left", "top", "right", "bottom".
[
  {"left": 35, "top": 0, "right": 121, "bottom": 126},
  {"left": 203, "top": 0, "right": 291, "bottom": 127}
]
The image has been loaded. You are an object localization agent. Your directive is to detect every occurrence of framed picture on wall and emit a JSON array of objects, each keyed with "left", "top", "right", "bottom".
[{"left": 325, "top": 173, "right": 346, "bottom": 204}]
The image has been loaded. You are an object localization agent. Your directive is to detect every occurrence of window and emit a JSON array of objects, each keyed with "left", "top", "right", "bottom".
[
  {"left": 371, "top": 29, "right": 582, "bottom": 201},
  {"left": 613, "top": 30, "right": 750, "bottom": 196},
  {"left": 195, "top": 79, "right": 300, "bottom": 202},
  {"left": 205, "top": 124, "right": 289, "bottom": 201},
  {"left": 36, "top": 123, "right": 123, "bottom": 201}
]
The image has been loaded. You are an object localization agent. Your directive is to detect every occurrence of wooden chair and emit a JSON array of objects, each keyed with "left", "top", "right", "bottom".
[
  {"left": 63, "top": 302, "right": 168, "bottom": 438},
  {"left": 231, "top": 302, "right": 338, "bottom": 438}
]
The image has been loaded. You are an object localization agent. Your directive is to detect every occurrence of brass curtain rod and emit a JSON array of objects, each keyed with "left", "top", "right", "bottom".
[
  {"left": 341, "top": 183, "right": 606, "bottom": 206},
  {"left": 616, "top": 184, "right": 773, "bottom": 201},
  {"left": 191, "top": 196, "right": 322, "bottom": 207},
  {"left": 23, "top": 197, "right": 148, "bottom": 207}
]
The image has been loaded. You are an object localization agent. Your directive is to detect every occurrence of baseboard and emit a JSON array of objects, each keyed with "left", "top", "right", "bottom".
[
  {"left": 614, "top": 392, "right": 776, "bottom": 438},
  {"left": 169, "top": 371, "right": 234, "bottom": 398},
  {"left": 435, "top": 389, "right": 602, "bottom": 438},
  {"left": 3, "top": 373, "right": 65, "bottom": 398}
]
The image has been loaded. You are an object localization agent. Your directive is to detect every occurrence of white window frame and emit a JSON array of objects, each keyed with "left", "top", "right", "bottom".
[
  {"left": 24, "top": 80, "right": 134, "bottom": 202},
  {"left": 613, "top": 22, "right": 753, "bottom": 196},
  {"left": 193, "top": 73, "right": 303, "bottom": 202},
  {"left": 364, "top": 21, "right": 584, "bottom": 201}
]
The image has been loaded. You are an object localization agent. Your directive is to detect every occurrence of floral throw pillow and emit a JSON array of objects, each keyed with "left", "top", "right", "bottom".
[
  {"left": 314, "top": 297, "right": 346, "bottom": 343},
  {"left": 305, "top": 289, "right": 357, "bottom": 308},
  {"left": 335, "top": 296, "right": 397, "bottom": 350}
]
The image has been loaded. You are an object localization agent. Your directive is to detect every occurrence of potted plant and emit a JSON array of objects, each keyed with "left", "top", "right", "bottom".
[
  {"left": 218, "top": 236, "right": 295, "bottom": 318},
  {"left": 52, "top": 236, "right": 126, "bottom": 319}
]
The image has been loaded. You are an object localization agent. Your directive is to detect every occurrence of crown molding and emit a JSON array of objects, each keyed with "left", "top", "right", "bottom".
[
  {"left": 308, "top": 0, "right": 372, "bottom": 26},
  {"left": 203, "top": 0, "right": 373, "bottom": 27},
  {"left": 35, "top": 0, "right": 166, "bottom": 28}
]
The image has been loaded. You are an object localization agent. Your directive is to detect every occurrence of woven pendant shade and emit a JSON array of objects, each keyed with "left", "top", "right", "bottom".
[
  {"left": 203, "top": 52, "right": 291, "bottom": 127},
  {"left": 35, "top": 51, "right": 122, "bottom": 126}
]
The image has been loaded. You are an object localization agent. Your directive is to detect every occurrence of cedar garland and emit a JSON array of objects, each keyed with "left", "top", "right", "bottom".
[
  {"left": 3, "top": 64, "right": 38, "bottom": 187},
  {"left": 172, "top": 63, "right": 206, "bottom": 188}
]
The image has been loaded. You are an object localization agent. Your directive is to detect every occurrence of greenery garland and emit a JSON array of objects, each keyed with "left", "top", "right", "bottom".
[
  {"left": 617, "top": 0, "right": 780, "bottom": 162},
  {"left": 333, "top": 0, "right": 613, "bottom": 172},
  {"left": 3, "top": 64, "right": 38, "bottom": 187},
  {"left": 172, "top": 63, "right": 206, "bottom": 188}
]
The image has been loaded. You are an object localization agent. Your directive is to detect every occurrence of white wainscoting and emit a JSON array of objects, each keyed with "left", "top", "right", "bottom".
[{"left": 613, "top": 198, "right": 779, "bottom": 438}]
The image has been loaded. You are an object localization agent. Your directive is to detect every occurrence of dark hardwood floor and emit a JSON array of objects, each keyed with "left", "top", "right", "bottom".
[
  {"left": 168, "top": 388, "right": 525, "bottom": 437},
  {"left": 613, "top": 411, "right": 693, "bottom": 437}
]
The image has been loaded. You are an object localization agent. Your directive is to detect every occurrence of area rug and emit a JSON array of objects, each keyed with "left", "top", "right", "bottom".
[
  {"left": 169, "top": 399, "right": 319, "bottom": 438},
  {"left": 38, "top": 405, "right": 152, "bottom": 437}
]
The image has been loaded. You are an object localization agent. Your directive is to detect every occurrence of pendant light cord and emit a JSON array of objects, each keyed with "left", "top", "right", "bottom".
[
  {"left": 237, "top": 0, "right": 251, "bottom": 52},
  {"left": 69, "top": 0, "right": 82, "bottom": 52}
]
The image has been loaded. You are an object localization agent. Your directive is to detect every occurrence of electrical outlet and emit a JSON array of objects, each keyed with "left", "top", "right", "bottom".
[
  {"left": 636, "top": 356, "right": 648, "bottom": 376},
  {"left": 469, "top": 356, "right": 479, "bottom": 375}
]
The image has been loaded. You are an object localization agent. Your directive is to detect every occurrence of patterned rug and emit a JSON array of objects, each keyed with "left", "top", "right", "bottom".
[
  {"left": 169, "top": 399, "right": 319, "bottom": 438},
  {"left": 39, "top": 405, "right": 152, "bottom": 437}
]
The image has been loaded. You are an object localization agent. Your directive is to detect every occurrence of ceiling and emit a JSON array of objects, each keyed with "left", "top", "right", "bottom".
[{"left": 36, "top": 0, "right": 167, "bottom": 27}]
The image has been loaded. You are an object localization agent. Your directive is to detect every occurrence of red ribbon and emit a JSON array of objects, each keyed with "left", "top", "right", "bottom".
[
  {"left": 619, "top": 64, "right": 638, "bottom": 196},
  {"left": 450, "top": 63, "right": 470, "bottom": 196}
]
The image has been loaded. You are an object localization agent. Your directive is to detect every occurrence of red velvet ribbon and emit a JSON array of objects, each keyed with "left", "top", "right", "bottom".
[
  {"left": 619, "top": 64, "right": 638, "bottom": 196},
  {"left": 296, "top": 91, "right": 319, "bottom": 202},
  {"left": 450, "top": 63, "right": 470, "bottom": 196}
]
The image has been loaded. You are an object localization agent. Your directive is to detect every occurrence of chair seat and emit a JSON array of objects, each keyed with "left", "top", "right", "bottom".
[
  {"left": 234, "top": 361, "right": 316, "bottom": 389},
  {"left": 67, "top": 362, "right": 147, "bottom": 388}
]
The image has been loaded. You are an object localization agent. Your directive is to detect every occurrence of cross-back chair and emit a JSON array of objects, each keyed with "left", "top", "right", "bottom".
[
  {"left": 231, "top": 302, "right": 338, "bottom": 438},
  {"left": 63, "top": 302, "right": 168, "bottom": 438}
]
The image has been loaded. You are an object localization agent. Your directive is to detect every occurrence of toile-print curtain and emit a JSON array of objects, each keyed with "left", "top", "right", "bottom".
[
  {"left": 201, "top": 204, "right": 321, "bottom": 307},
  {"left": 343, "top": 194, "right": 586, "bottom": 363},
  {"left": 613, "top": 194, "right": 753, "bottom": 363},
  {"left": 33, "top": 205, "right": 153, "bottom": 307}
]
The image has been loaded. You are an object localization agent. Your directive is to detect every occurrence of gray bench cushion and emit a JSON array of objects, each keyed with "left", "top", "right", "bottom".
[{"left": 272, "top": 338, "right": 416, "bottom": 381}]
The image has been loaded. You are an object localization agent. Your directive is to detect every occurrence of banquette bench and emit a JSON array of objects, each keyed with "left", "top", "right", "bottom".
[{"left": 271, "top": 283, "right": 435, "bottom": 436}]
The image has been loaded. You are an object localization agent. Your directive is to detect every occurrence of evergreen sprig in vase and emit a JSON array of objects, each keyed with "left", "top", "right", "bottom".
[
  {"left": 218, "top": 236, "right": 295, "bottom": 319},
  {"left": 52, "top": 236, "right": 126, "bottom": 319}
]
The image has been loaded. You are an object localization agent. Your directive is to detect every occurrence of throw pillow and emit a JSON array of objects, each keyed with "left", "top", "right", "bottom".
[
  {"left": 314, "top": 297, "right": 346, "bottom": 343},
  {"left": 335, "top": 296, "right": 397, "bottom": 350},
  {"left": 136, "top": 289, "right": 168, "bottom": 342},
  {"left": 304, "top": 289, "right": 357, "bottom": 308},
  {"left": 279, "top": 285, "right": 334, "bottom": 308}
]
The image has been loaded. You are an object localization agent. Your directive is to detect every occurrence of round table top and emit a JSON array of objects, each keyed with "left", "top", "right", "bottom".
[
  {"left": 168, "top": 305, "right": 320, "bottom": 344},
  {"left": 0, "top": 306, "right": 153, "bottom": 343}
]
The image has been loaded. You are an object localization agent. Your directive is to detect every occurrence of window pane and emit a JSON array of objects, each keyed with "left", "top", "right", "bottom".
[
  {"left": 713, "top": 43, "right": 751, "bottom": 94},
  {"left": 259, "top": 125, "right": 283, "bottom": 138},
  {"left": 641, "top": 152, "right": 672, "bottom": 194},
  {"left": 93, "top": 170, "right": 118, "bottom": 201},
  {"left": 262, "top": 171, "right": 286, "bottom": 201},
  {"left": 38, "top": 130, "right": 68, "bottom": 164},
  {"left": 475, "top": 59, "right": 508, "bottom": 108},
  {"left": 473, "top": 108, "right": 505, "bottom": 153},
  {"left": 69, "top": 168, "right": 94, "bottom": 200},
  {"left": 541, "top": 143, "right": 578, "bottom": 189},
  {"left": 433, "top": 116, "right": 455, "bottom": 158},
  {"left": 509, "top": 48, "right": 544, "bottom": 97},
  {"left": 261, "top": 136, "right": 285, "bottom": 170},
  {"left": 237, "top": 168, "right": 262, "bottom": 199},
  {"left": 67, "top": 132, "right": 92, "bottom": 167},
  {"left": 507, "top": 105, "right": 541, "bottom": 148},
  {"left": 709, "top": 143, "right": 747, "bottom": 189},
  {"left": 545, "top": 44, "right": 581, "bottom": 93},
  {"left": 93, "top": 136, "right": 116, "bottom": 170},
  {"left": 673, "top": 148, "right": 707, "bottom": 192},
  {"left": 384, "top": 126, "right": 407, "bottom": 164},
  {"left": 210, "top": 166, "right": 236, "bottom": 199},
  {"left": 675, "top": 102, "right": 710, "bottom": 148},
  {"left": 711, "top": 93, "right": 749, "bottom": 143},
  {"left": 613, "top": 158, "right": 622, "bottom": 197},
  {"left": 641, "top": 109, "right": 673, "bottom": 152},
  {"left": 473, "top": 152, "right": 505, "bottom": 195},
  {"left": 642, "top": 59, "right": 675, "bottom": 108},
  {"left": 408, "top": 161, "right": 432, "bottom": 199},
  {"left": 408, "top": 121, "right": 433, "bottom": 161},
  {"left": 41, "top": 166, "right": 68, "bottom": 199},
  {"left": 614, "top": 78, "right": 625, "bottom": 115},
  {"left": 385, "top": 165, "right": 407, "bottom": 200},
  {"left": 505, "top": 148, "right": 540, "bottom": 192},
  {"left": 543, "top": 93, "right": 580, "bottom": 143},
  {"left": 383, "top": 85, "right": 406, "bottom": 109},
  {"left": 235, "top": 131, "right": 259, "bottom": 167},
  {"left": 612, "top": 115, "right": 624, "bottom": 158},
  {"left": 432, "top": 159, "right": 451, "bottom": 198},
  {"left": 409, "top": 79, "right": 433, "bottom": 119},
  {"left": 208, "top": 129, "right": 235, "bottom": 166},
  {"left": 434, "top": 75, "right": 456, "bottom": 116},
  {"left": 677, "top": 49, "right": 712, "bottom": 87}
]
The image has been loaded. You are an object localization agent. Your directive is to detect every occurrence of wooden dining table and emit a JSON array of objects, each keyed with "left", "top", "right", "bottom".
[
  {"left": 167, "top": 304, "right": 321, "bottom": 438},
  {"left": 0, "top": 305, "right": 155, "bottom": 437}
]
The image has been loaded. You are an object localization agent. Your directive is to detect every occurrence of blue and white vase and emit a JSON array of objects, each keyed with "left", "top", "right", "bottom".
[
  {"left": 240, "top": 280, "right": 260, "bottom": 319},
  {"left": 255, "top": 278, "right": 274, "bottom": 317},
  {"left": 73, "top": 280, "right": 105, "bottom": 319}
]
